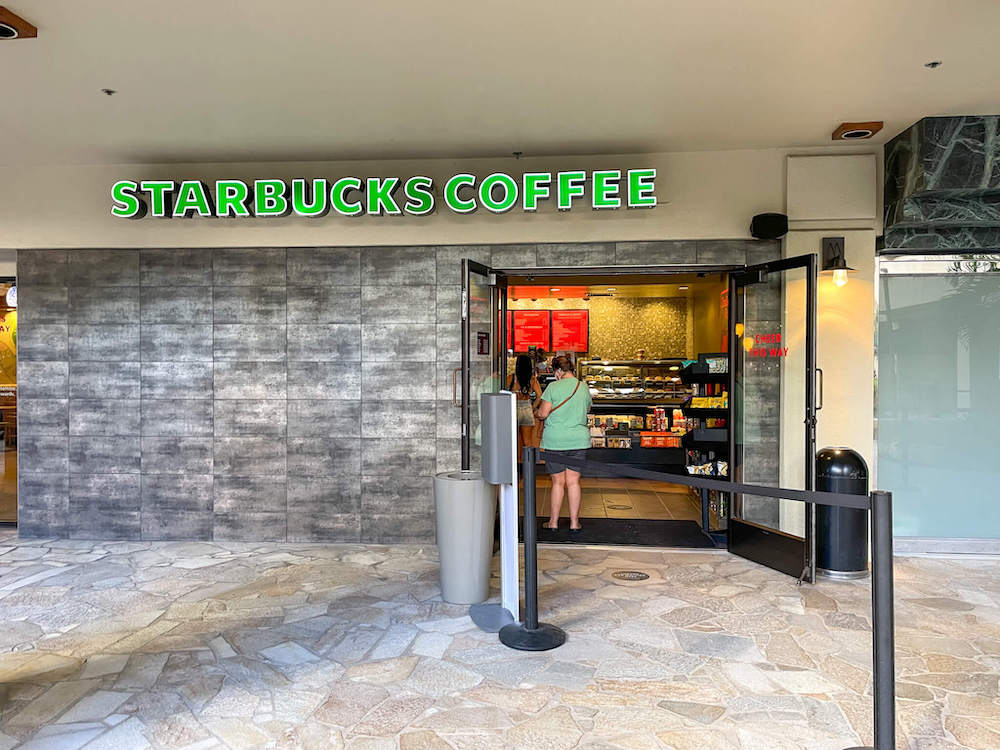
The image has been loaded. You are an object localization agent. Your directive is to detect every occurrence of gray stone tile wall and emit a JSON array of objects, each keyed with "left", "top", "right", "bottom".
[{"left": 16, "top": 240, "right": 777, "bottom": 543}]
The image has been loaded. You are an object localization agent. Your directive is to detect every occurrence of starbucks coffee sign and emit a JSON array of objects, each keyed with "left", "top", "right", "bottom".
[{"left": 110, "top": 169, "right": 657, "bottom": 219}]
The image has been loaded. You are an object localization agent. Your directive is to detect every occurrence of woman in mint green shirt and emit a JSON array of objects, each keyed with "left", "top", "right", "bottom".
[{"left": 536, "top": 355, "right": 592, "bottom": 532}]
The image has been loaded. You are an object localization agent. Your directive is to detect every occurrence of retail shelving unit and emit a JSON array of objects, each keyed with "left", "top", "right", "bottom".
[{"left": 680, "top": 355, "right": 730, "bottom": 535}]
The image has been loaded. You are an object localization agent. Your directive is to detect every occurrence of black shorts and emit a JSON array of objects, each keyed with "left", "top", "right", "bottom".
[{"left": 544, "top": 449, "right": 588, "bottom": 475}]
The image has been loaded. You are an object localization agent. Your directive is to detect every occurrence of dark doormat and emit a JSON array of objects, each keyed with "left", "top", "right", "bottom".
[{"left": 522, "top": 517, "right": 717, "bottom": 548}]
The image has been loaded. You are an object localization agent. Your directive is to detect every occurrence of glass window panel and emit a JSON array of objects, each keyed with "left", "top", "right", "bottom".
[{"left": 877, "top": 266, "right": 1000, "bottom": 538}]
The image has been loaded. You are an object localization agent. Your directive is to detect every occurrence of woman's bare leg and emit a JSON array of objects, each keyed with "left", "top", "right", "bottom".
[
  {"left": 566, "top": 469, "right": 583, "bottom": 529},
  {"left": 518, "top": 425, "right": 533, "bottom": 458},
  {"left": 547, "top": 471, "right": 566, "bottom": 528}
]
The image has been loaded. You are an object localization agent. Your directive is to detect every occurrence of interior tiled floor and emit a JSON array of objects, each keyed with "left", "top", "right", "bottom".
[
  {"left": 2, "top": 528, "right": 999, "bottom": 749},
  {"left": 521, "top": 477, "right": 703, "bottom": 522}
]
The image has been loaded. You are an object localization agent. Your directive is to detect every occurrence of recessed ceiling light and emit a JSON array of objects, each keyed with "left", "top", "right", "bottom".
[
  {"left": 832, "top": 121, "right": 884, "bottom": 140},
  {"left": 678, "top": 285, "right": 689, "bottom": 290},
  {"left": 0, "top": 6, "right": 37, "bottom": 39},
  {"left": 924, "top": 60, "right": 942, "bottom": 69},
  {"left": 550, "top": 287, "right": 560, "bottom": 292},
  {"left": 606, "top": 287, "right": 617, "bottom": 292}
]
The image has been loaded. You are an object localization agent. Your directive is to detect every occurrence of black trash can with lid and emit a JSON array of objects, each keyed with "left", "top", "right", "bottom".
[{"left": 816, "top": 447, "right": 869, "bottom": 579}]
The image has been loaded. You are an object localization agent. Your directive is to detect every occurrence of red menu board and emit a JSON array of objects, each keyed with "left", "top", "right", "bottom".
[
  {"left": 551, "top": 310, "right": 589, "bottom": 352},
  {"left": 512, "top": 310, "right": 551, "bottom": 351}
]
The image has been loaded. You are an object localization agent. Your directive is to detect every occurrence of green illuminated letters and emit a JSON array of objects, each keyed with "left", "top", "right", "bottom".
[
  {"left": 556, "top": 171, "right": 586, "bottom": 211},
  {"left": 113, "top": 168, "right": 657, "bottom": 218},
  {"left": 110, "top": 180, "right": 143, "bottom": 218},
  {"left": 254, "top": 180, "right": 289, "bottom": 216},
  {"left": 403, "top": 176, "right": 435, "bottom": 215},
  {"left": 366, "top": 177, "right": 401, "bottom": 216},
  {"left": 522, "top": 172, "right": 551, "bottom": 212},
  {"left": 173, "top": 180, "right": 214, "bottom": 218},
  {"left": 479, "top": 173, "right": 518, "bottom": 213},
  {"left": 627, "top": 168, "right": 657, "bottom": 208},
  {"left": 445, "top": 174, "right": 477, "bottom": 213},
  {"left": 592, "top": 170, "right": 621, "bottom": 209},
  {"left": 215, "top": 180, "right": 251, "bottom": 217},
  {"left": 331, "top": 177, "right": 363, "bottom": 216},
  {"left": 140, "top": 180, "right": 175, "bottom": 218},
  {"left": 291, "top": 178, "right": 329, "bottom": 217}
]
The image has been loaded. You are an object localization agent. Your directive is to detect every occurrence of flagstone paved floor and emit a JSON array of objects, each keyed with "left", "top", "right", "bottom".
[{"left": 1, "top": 528, "right": 998, "bottom": 749}]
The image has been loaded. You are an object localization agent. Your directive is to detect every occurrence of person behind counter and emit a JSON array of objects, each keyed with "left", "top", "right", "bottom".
[
  {"left": 509, "top": 355, "right": 543, "bottom": 460},
  {"left": 536, "top": 354, "right": 592, "bottom": 532}
]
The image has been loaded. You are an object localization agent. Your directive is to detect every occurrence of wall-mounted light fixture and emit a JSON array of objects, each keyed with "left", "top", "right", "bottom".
[{"left": 821, "top": 236, "right": 854, "bottom": 287}]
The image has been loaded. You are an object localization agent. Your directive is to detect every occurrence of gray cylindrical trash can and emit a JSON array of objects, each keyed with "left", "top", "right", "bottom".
[
  {"left": 434, "top": 471, "right": 496, "bottom": 604},
  {"left": 816, "top": 447, "right": 869, "bottom": 580}
]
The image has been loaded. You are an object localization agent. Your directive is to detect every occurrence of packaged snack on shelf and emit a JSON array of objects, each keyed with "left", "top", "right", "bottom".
[
  {"left": 716, "top": 460, "right": 728, "bottom": 476},
  {"left": 687, "top": 462, "right": 714, "bottom": 475},
  {"left": 640, "top": 432, "right": 681, "bottom": 448}
]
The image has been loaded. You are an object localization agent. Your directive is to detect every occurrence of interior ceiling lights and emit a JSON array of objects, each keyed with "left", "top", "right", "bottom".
[
  {"left": 0, "top": 6, "right": 37, "bottom": 39},
  {"left": 832, "top": 121, "right": 884, "bottom": 140}
]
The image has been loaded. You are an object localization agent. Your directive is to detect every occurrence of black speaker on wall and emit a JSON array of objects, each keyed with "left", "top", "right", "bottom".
[{"left": 750, "top": 212, "right": 788, "bottom": 240}]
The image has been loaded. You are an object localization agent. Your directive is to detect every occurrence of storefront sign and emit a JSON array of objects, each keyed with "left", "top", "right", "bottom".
[
  {"left": 110, "top": 169, "right": 657, "bottom": 219},
  {"left": 551, "top": 310, "right": 589, "bottom": 352}
]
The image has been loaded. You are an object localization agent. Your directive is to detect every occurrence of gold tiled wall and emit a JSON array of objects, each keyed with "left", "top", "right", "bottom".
[{"left": 508, "top": 296, "right": 689, "bottom": 359}]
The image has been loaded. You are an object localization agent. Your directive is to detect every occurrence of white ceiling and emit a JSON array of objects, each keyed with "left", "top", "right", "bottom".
[{"left": 2, "top": 0, "right": 999, "bottom": 166}]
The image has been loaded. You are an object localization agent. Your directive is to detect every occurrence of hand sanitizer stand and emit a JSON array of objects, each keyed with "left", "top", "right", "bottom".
[{"left": 469, "top": 391, "right": 519, "bottom": 630}]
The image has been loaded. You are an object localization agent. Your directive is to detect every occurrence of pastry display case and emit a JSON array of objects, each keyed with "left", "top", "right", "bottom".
[{"left": 579, "top": 359, "right": 691, "bottom": 405}]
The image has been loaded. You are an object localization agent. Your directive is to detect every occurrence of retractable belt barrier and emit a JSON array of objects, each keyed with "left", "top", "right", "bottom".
[
  {"left": 515, "top": 447, "right": 895, "bottom": 750},
  {"left": 535, "top": 449, "right": 873, "bottom": 511}
]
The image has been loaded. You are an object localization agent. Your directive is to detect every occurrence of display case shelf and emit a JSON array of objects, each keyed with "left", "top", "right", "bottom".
[
  {"left": 579, "top": 359, "right": 691, "bottom": 405},
  {"left": 680, "top": 365, "right": 730, "bottom": 386},
  {"left": 681, "top": 429, "right": 728, "bottom": 451},
  {"left": 680, "top": 404, "right": 728, "bottom": 419}
]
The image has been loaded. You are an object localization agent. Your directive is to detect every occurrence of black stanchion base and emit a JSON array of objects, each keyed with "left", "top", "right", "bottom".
[{"left": 498, "top": 622, "right": 567, "bottom": 651}]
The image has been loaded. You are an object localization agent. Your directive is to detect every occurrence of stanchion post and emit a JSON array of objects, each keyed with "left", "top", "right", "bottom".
[
  {"left": 522, "top": 446, "right": 539, "bottom": 630},
  {"left": 845, "top": 489, "right": 895, "bottom": 750},
  {"left": 870, "top": 490, "right": 896, "bottom": 750},
  {"left": 498, "top": 446, "right": 566, "bottom": 651}
]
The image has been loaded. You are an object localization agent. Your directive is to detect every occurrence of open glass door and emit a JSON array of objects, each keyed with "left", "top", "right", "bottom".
[
  {"left": 461, "top": 259, "right": 504, "bottom": 470},
  {"left": 728, "top": 254, "right": 817, "bottom": 582}
]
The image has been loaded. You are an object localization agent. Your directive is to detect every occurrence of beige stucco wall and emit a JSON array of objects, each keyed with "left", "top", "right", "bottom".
[
  {"left": 3, "top": 146, "right": 879, "bottom": 506},
  {"left": 0, "top": 146, "right": 876, "bottom": 249}
]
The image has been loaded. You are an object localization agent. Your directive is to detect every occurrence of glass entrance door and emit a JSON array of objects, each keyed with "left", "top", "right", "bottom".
[
  {"left": 461, "top": 260, "right": 503, "bottom": 470},
  {"left": 728, "top": 254, "right": 818, "bottom": 581}
]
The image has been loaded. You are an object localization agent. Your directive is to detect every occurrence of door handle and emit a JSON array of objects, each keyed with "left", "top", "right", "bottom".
[
  {"left": 452, "top": 367, "right": 461, "bottom": 407},
  {"left": 816, "top": 368, "right": 824, "bottom": 411}
]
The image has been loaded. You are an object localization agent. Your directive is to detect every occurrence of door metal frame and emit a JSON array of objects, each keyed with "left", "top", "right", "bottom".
[
  {"left": 461, "top": 259, "right": 506, "bottom": 470},
  {"left": 727, "top": 253, "right": 818, "bottom": 582}
]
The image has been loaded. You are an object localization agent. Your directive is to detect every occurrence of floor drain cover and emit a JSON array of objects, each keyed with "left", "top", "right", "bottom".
[
  {"left": 607, "top": 504, "right": 633, "bottom": 510},
  {"left": 612, "top": 570, "right": 650, "bottom": 581}
]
